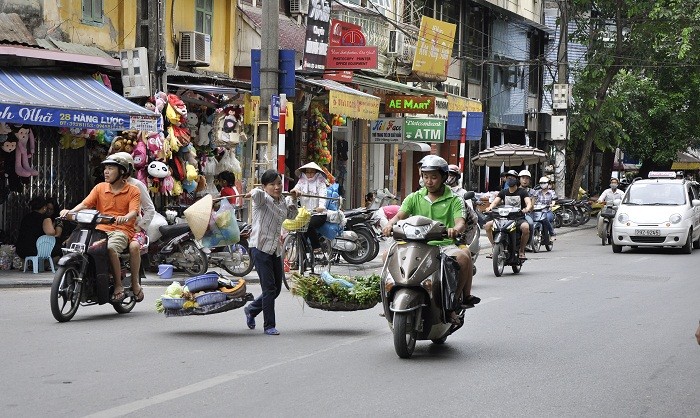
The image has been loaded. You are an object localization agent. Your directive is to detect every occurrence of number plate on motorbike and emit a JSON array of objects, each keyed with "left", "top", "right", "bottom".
[{"left": 635, "top": 229, "right": 660, "bottom": 236}]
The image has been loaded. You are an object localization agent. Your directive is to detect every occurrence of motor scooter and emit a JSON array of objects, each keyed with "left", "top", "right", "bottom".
[
  {"left": 531, "top": 203, "right": 554, "bottom": 252},
  {"left": 599, "top": 202, "right": 618, "bottom": 245},
  {"left": 205, "top": 221, "right": 253, "bottom": 276},
  {"left": 381, "top": 216, "right": 468, "bottom": 359},
  {"left": 50, "top": 210, "right": 143, "bottom": 322},
  {"left": 486, "top": 206, "right": 525, "bottom": 277},
  {"left": 145, "top": 221, "right": 208, "bottom": 276}
]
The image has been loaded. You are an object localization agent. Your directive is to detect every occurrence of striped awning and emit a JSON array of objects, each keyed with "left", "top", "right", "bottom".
[{"left": 0, "top": 68, "right": 158, "bottom": 131}]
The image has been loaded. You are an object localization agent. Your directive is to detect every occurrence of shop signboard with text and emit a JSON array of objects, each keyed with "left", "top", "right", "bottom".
[
  {"left": 326, "top": 46, "right": 378, "bottom": 70},
  {"left": 404, "top": 117, "right": 445, "bottom": 143},
  {"left": 385, "top": 95, "right": 435, "bottom": 114},
  {"left": 370, "top": 117, "right": 404, "bottom": 144},
  {"left": 412, "top": 16, "right": 456, "bottom": 80},
  {"left": 0, "top": 104, "right": 157, "bottom": 131},
  {"left": 329, "top": 90, "right": 380, "bottom": 120},
  {"left": 302, "top": 0, "right": 331, "bottom": 71},
  {"left": 325, "top": 19, "right": 366, "bottom": 82}
]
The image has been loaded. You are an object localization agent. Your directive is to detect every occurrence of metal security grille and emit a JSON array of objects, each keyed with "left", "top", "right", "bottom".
[{"left": 0, "top": 127, "right": 88, "bottom": 245}]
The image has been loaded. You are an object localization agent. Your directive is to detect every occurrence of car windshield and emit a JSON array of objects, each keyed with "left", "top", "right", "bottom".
[{"left": 623, "top": 183, "right": 686, "bottom": 205}]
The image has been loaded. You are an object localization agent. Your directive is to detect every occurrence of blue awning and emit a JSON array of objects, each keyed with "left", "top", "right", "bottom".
[{"left": 0, "top": 68, "right": 158, "bottom": 131}]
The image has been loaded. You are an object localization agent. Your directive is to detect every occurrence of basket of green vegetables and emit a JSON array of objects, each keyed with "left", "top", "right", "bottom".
[{"left": 290, "top": 272, "right": 381, "bottom": 311}]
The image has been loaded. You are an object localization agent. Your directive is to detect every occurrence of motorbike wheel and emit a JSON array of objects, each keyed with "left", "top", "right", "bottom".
[
  {"left": 581, "top": 208, "right": 591, "bottom": 224},
  {"left": 220, "top": 242, "right": 254, "bottom": 277},
  {"left": 561, "top": 208, "right": 576, "bottom": 227},
  {"left": 393, "top": 311, "right": 417, "bottom": 359},
  {"left": 50, "top": 266, "right": 83, "bottom": 322},
  {"left": 112, "top": 285, "right": 137, "bottom": 314},
  {"left": 281, "top": 234, "right": 299, "bottom": 290},
  {"left": 431, "top": 336, "right": 448, "bottom": 345},
  {"left": 511, "top": 262, "right": 521, "bottom": 274},
  {"left": 532, "top": 228, "right": 542, "bottom": 253},
  {"left": 545, "top": 241, "right": 553, "bottom": 251},
  {"left": 178, "top": 241, "right": 208, "bottom": 276},
  {"left": 492, "top": 243, "right": 505, "bottom": 277},
  {"left": 554, "top": 212, "right": 563, "bottom": 228},
  {"left": 340, "top": 228, "right": 378, "bottom": 264}
]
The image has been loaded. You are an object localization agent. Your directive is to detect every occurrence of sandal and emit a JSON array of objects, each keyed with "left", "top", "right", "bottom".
[
  {"left": 485, "top": 253, "right": 493, "bottom": 259},
  {"left": 518, "top": 254, "right": 527, "bottom": 261},
  {"left": 111, "top": 289, "right": 126, "bottom": 303},
  {"left": 133, "top": 287, "right": 145, "bottom": 303}
]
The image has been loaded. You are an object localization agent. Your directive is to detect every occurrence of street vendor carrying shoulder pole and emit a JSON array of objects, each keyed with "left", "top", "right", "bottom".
[{"left": 242, "top": 169, "right": 299, "bottom": 336}]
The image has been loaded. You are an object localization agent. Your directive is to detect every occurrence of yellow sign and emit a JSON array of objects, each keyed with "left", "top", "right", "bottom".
[
  {"left": 447, "top": 95, "right": 482, "bottom": 112},
  {"left": 412, "top": 17, "right": 456, "bottom": 80},
  {"left": 329, "top": 90, "right": 380, "bottom": 120}
]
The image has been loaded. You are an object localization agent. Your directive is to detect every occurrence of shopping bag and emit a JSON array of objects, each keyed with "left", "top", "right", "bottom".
[{"left": 201, "top": 198, "right": 240, "bottom": 247}]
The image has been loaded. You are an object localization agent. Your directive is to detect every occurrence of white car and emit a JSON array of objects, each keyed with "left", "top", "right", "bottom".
[{"left": 611, "top": 172, "right": 700, "bottom": 253}]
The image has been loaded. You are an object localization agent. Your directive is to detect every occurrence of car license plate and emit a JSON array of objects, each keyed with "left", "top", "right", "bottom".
[{"left": 635, "top": 229, "right": 660, "bottom": 236}]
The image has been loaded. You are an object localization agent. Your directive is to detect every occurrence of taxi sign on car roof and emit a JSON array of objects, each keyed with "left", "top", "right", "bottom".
[{"left": 647, "top": 171, "right": 677, "bottom": 179}]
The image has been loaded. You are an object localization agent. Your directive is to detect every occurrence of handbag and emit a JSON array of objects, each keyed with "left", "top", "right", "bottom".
[{"left": 201, "top": 198, "right": 240, "bottom": 248}]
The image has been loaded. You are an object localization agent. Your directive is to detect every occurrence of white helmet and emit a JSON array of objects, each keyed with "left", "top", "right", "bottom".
[
  {"left": 539, "top": 176, "right": 550, "bottom": 184},
  {"left": 419, "top": 155, "right": 449, "bottom": 175},
  {"left": 518, "top": 169, "right": 531, "bottom": 178}
]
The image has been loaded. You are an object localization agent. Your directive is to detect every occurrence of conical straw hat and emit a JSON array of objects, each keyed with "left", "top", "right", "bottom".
[
  {"left": 295, "top": 161, "right": 326, "bottom": 178},
  {"left": 184, "top": 194, "right": 213, "bottom": 240}
]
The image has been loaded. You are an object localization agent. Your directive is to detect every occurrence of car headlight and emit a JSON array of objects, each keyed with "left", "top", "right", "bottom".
[
  {"left": 669, "top": 213, "right": 682, "bottom": 224},
  {"left": 617, "top": 213, "right": 629, "bottom": 223}
]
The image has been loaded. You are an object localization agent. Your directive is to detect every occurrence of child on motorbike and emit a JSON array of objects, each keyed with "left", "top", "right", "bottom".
[
  {"left": 484, "top": 170, "right": 532, "bottom": 260},
  {"left": 243, "top": 169, "right": 299, "bottom": 335},
  {"left": 382, "top": 155, "right": 479, "bottom": 324},
  {"left": 60, "top": 155, "right": 141, "bottom": 303}
]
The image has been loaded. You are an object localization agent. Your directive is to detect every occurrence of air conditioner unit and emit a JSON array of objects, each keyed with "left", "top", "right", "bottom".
[
  {"left": 290, "top": 0, "right": 309, "bottom": 14},
  {"left": 179, "top": 31, "right": 211, "bottom": 66},
  {"left": 120, "top": 47, "right": 150, "bottom": 98},
  {"left": 387, "top": 30, "right": 405, "bottom": 56}
]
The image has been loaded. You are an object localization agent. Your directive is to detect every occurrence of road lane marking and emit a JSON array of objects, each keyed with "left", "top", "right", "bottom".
[{"left": 83, "top": 327, "right": 389, "bottom": 418}]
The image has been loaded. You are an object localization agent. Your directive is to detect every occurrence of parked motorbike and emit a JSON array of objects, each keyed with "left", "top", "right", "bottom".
[
  {"left": 205, "top": 221, "right": 253, "bottom": 276},
  {"left": 486, "top": 206, "right": 525, "bottom": 277},
  {"left": 50, "top": 210, "right": 144, "bottom": 322},
  {"left": 381, "top": 216, "right": 468, "bottom": 358},
  {"left": 145, "top": 221, "right": 208, "bottom": 276},
  {"left": 322, "top": 208, "right": 379, "bottom": 264},
  {"left": 531, "top": 203, "right": 554, "bottom": 253},
  {"left": 599, "top": 202, "right": 618, "bottom": 245}
]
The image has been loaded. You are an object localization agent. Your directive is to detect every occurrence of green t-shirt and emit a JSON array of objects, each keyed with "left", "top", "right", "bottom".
[{"left": 399, "top": 186, "right": 466, "bottom": 245}]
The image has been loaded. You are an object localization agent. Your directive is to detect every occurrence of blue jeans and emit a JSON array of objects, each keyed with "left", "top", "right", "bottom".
[
  {"left": 248, "top": 248, "right": 283, "bottom": 330},
  {"left": 542, "top": 211, "right": 555, "bottom": 236}
]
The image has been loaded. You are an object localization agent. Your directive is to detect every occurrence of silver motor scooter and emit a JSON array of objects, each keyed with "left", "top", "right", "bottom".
[{"left": 381, "top": 216, "right": 468, "bottom": 359}]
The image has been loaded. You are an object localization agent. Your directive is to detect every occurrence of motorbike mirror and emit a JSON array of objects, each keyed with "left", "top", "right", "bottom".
[{"left": 463, "top": 191, "right": 475, "bottom": 200}]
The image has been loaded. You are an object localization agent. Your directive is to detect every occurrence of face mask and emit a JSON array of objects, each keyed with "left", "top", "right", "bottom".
[
  {"left": 540, "top": 183, "right": 548, "bottom": 189},
  {"left": 610, "top": 184, "right": 618, "bottom": 190},
  {"left": 507, "top": 178, "right": 518, "bottom": 187}
]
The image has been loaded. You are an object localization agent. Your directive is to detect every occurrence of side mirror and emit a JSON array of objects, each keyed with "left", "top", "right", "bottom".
[
  {"left": 691, "top": 199, "right": 700, "bottom": 207},
  {"left": 463, "top": 191, "right": 475, "bottom": 200}
]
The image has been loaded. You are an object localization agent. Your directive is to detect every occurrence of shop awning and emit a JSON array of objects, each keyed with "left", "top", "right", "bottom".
[
  {"left": 671, "top": 151, "right": 700, "bottom": 170},
  {"left": 168, "top": 83, "right": 247, "bottom": 96},
  {"left": 297, "top": 76, "right": 380, "bottom": 120},
  {"left": 0, "top": 68, "right": 158, "bottom": 131},
  {"left": 400, "top": 141, "right": 432, "bottom": 152}
]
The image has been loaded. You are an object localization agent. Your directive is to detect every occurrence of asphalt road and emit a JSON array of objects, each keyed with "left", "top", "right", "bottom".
[{"left": 1, "top": 227, "right": 698, "bottom": 417}]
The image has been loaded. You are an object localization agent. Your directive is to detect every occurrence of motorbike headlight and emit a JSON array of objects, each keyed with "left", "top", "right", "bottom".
[
  {"left": 497, "top": 207, "right": 511, "bottom": 217},
  {"left": 669, "top": 213, "right": 682, "bottom": 224},
  {"left": 617, "top": 213, "right": 629, "bottom": 224}
]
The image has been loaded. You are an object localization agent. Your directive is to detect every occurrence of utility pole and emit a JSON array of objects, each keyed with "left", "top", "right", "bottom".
[
  {"left": 553, "top": 0, "right": 568, "bottom": 199},
  {"left": 260, "top": 0, "right": 280, "bottom": 178}
]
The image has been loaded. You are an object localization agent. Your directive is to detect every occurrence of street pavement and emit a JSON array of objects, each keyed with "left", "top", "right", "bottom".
[{"left": 0, "top": 224, "right": 591, "bottom": 288}]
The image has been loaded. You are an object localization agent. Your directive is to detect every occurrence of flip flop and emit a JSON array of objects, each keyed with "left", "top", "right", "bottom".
[
  {"left": 111, "top": 290, "right": 126, "bottom": 303},
  {"left": 133, "top": 287, "right": 145, "bottom": 303}
]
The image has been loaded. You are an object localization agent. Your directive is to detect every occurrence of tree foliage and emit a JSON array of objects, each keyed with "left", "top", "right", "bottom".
[{"left": 564, "top": 0, "right": 700, "bottom": 195}]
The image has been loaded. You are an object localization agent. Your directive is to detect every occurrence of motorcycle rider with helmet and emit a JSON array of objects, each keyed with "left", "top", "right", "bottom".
[
  {"left": 382, "top": 155, "right": 479, "bottom": 323},
  {"left": 445, "top": 163, "right": 480, "bottom": 230},
  {"left": 530, "top": 176, "right": 558, "bottom": 242},
  {"left": 596, "top": 177, "right": 625, "bottom": 239},
  {"left": 518, "top": 170, "right": 535, "bottom": 239},
  {"left": 484, "top": 170, "right": 532, "bottom": 260},
  {"left": 60, "top": 154, "right": 141, "bottom": 303}
]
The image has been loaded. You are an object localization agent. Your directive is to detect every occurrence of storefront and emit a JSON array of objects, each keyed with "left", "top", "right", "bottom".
[{"left": 0, "top": 68, "right": 158, "bottom": 241}]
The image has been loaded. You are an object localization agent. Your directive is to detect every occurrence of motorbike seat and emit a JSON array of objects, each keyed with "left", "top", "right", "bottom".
[
  {"left": 343, "top": 208, "right": 368, "bottom": 218},
  {"left": 158, "top": 223, "right": 191, "bottom": 241},
  {"left": 556, "top": 198, "right": 574, "bottom": 204}
]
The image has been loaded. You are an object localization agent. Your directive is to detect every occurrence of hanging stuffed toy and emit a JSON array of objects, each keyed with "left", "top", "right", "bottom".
[
  {"left": 167, "top": 94, "right": 191, "bottom": 147},
  {"left": 13, "top": 125, "right": 39, "bottom": 177},
  {"left": 2, "top": 137, "right": 22, "bottom": 192},
  {"left": 147, "top": 160, "right": 170, "bottom": 195},
  {"left": 132, "top": 138, "right": 149, "bottom": 186}
]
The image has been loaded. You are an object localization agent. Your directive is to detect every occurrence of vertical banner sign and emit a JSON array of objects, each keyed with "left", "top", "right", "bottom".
[
  {"left": 302, "top": 0, "right": 331, "bottom": 71},
  {"left": 325, "top": 19, "right": 366, "bottom": 82},
  {"left": 412, "top": 16, "right": 456, "bottom": 80}
]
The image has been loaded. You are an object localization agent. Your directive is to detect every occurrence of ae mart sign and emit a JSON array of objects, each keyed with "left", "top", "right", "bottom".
[{"left": 385, "top": 95, "right": 435, "bottom": 114}]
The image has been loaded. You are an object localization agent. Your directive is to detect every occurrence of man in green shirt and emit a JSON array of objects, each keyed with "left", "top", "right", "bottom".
[{"left": 382, "top": 155, "right": 479, "bottom": 323}]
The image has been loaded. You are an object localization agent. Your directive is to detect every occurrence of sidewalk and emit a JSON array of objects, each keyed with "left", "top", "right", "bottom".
[{"left": 0, "top": 223, "right": 593, "bottom": 289}]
